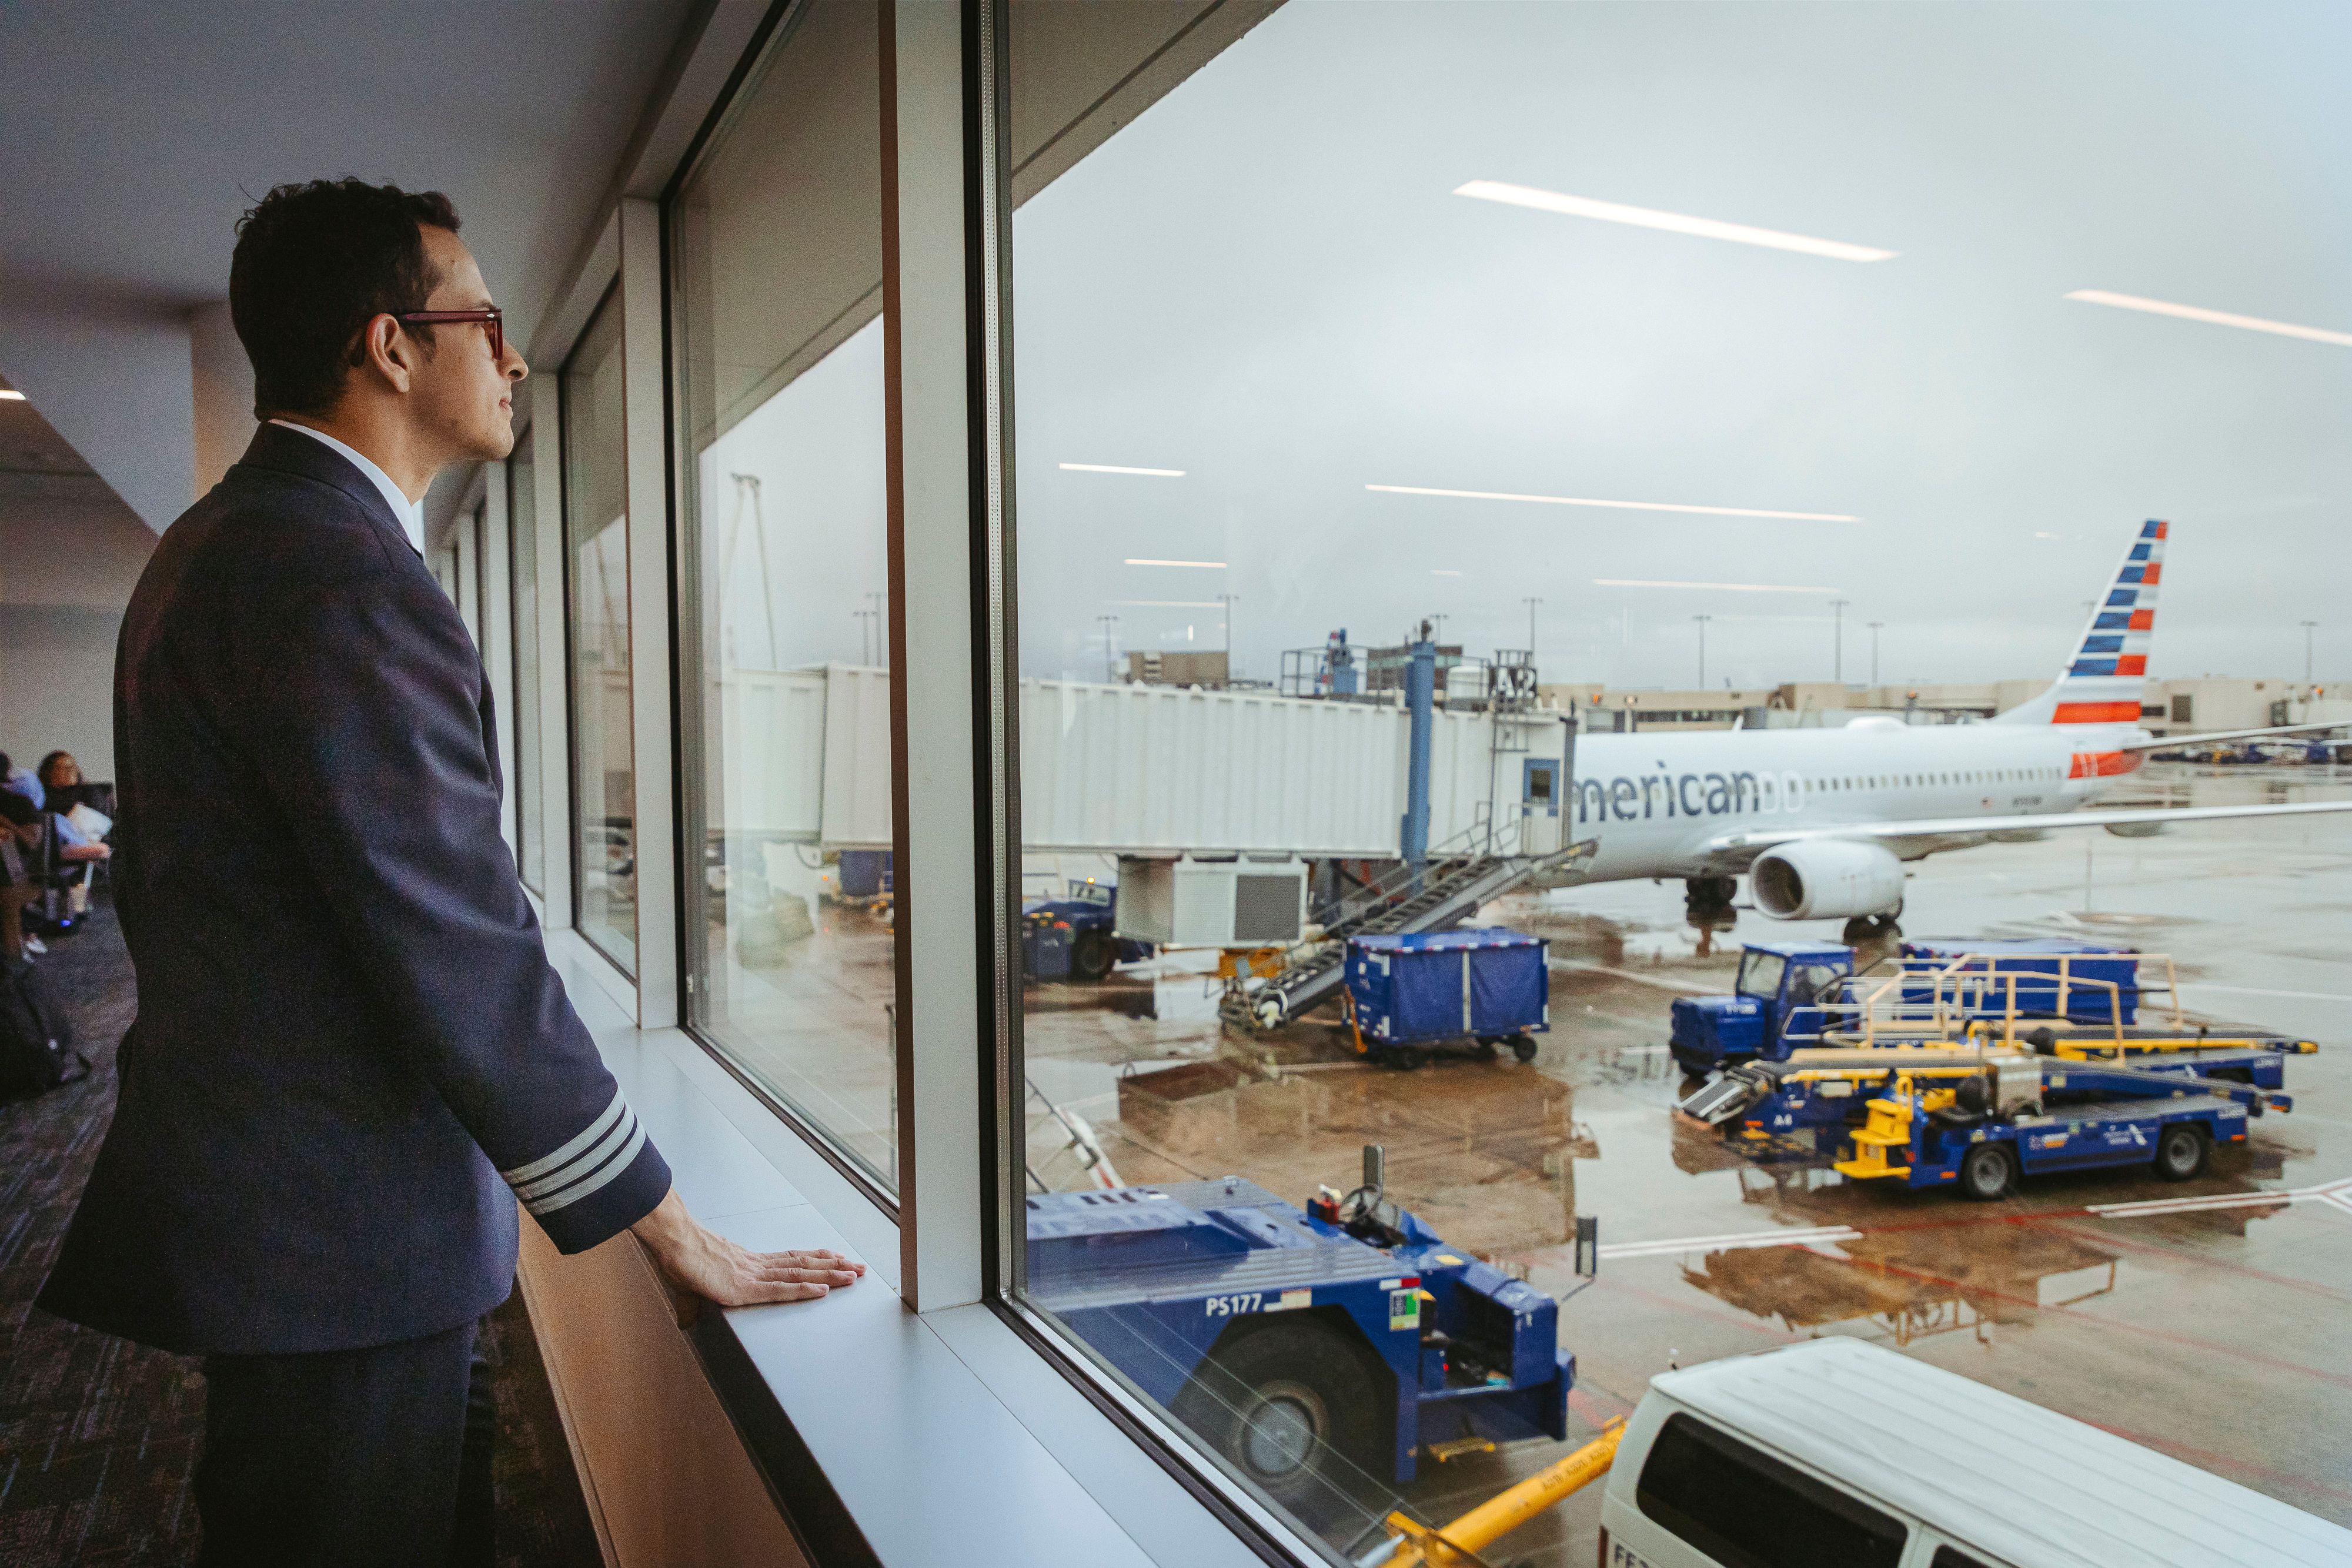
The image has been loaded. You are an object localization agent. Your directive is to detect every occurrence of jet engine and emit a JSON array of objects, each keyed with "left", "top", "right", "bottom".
[{"left": 1750, "top": 839, "right": 1905, "bottom": 920}]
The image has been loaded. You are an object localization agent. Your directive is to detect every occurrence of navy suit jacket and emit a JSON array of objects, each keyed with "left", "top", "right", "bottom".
[{"left": 38, "top": 422, "right": 671, "bottom": 1356}]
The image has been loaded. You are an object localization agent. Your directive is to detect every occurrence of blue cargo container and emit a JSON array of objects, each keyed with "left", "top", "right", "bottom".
[
  {"left": 1344, "top": 928, "right": 1548, "bottom": 1066},
  {"left": 1900, "top": 938, "right": 2140, "bottom": 1024}
]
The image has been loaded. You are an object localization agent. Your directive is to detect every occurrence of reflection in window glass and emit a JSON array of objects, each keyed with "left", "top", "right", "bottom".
[
  {"left": 671, "top": 0, "right": 894, "bottom": 1189},
  {"left": 509, "top": 424, "right": 544, "bottom": 892},
  {"left": 562, "top": 295, "right": 636, "bottom": 974},
  {"left": 995, "top": 5, "right": 2352, "bottom": 1559}
]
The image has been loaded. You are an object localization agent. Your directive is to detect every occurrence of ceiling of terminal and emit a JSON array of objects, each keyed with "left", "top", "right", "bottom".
[{"left": 0, "top": 0, "right": 702, "bottom": 530}]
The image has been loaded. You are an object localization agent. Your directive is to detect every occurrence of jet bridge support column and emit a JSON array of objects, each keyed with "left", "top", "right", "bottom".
[{"left": 1402, "top": 630, "right": 1435, "bottom": 882}]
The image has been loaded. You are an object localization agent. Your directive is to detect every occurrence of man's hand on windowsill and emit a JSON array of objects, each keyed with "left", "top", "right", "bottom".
[{"left": 630, "top": 1186, "right": 866, "bottom": 1308}]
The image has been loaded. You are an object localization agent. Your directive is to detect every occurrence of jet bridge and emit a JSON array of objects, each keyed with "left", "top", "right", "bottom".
[{"left": 706, "top": 664, "right": 1575, "bottom": 858}]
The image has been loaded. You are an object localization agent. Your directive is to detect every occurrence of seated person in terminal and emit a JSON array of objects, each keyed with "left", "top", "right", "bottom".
[
  {"left": 35, "top": 177, "right": 864, "bottom": 1568},
  {"left": 1, "top": 788, "right": 42, "bottom": 960},
  {"left": 34, "top": 751, "right": 110, "bottom": 853},
  {"left": 0, "top": 750, "right": 42, "bottom": 809}
]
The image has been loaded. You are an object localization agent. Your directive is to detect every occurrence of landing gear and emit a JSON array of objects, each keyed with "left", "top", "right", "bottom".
[
  {"left": 1683, "top": 875, "right": 1738, "bottom": 927},
  {"left": 1841, "top": 907, "right": 1903, "bottom": 945}
]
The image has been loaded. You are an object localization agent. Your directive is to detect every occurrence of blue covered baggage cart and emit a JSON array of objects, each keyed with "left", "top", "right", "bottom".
[{"left": 1342, "top": 928, "right": 1549, "bottom": 1068}]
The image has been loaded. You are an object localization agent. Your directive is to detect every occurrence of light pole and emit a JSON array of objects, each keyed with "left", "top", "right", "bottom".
[
  {"left": 866, "top": 590, "right": 886, "bottom": 667},
  {"left": 1523, "top": 596, "right": 1542, "bottom": 662},
  {"left": 2303, "top": 620, "right": 2319, "bottom": 685},
  {"left": 1218, "top": 591, "right": 1241, "bottom": 681},
  {"left": 853, "top": 608, "right": 875, "bottom": 665},
  {"left": 1097, "top": 614, "right": 1121, "bottom": 683},
  {"left": 1829, "top": 599, "right": 1850, "bottom": 683},
  {"left": 1867, "top": 621, "right": 1883, "bottom": 687},
  {"left": 1693, "top": 614, "right": 1712, "bottom": 688}
]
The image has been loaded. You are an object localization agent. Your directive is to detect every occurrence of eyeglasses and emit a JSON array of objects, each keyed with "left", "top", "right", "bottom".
[{"left": 395, "top": 307, "right": 504, "bottom": 362}]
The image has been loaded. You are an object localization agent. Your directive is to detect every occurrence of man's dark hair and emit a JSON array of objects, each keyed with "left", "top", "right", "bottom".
[{"left": 229, "top": 178, "right": 461, "bottom": 417}]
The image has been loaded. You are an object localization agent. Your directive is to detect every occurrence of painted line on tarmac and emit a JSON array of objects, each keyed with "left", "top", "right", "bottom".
[
  {"left": 2084, "top": 1175, "right": 2352, "bottom": 1220},
  {"left": 1597, "top": 1224, "right": 1859, "bottom": 1261},
  {"left": 2171, "top": 981, "right": 2352, "bottom": 1002}
]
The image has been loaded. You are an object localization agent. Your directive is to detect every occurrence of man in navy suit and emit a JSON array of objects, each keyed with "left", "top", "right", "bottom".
[{"left": 37, "top": 179, "right": 861, "bottom": 1566}]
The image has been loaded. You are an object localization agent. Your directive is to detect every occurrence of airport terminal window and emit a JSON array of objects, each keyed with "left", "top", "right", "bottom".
[
  {"left": 561, "top": 291, "right": 636, "bottom": 974},
  {"left": 509, "top": 424, "right": 544, "bottom": 893},
  {"left": 669, "top": 0, "right": 896, "bottom": 1189},
  {"left": 971, "top": 8, "right": 2352, "bottom": 1563}
]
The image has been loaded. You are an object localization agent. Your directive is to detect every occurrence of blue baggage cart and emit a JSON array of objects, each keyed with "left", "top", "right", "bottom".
[{"left": 1343, "top": 928, "right": 1548, "bottom": 1068}]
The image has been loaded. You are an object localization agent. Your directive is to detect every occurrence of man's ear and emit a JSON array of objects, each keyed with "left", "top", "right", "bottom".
[{"left": 356, "top": 313, "right": 417, "bottom": 395}]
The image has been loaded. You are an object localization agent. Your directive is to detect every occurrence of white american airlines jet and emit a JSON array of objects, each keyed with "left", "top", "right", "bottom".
[{"left": 1556, "top": 521, "right": 2348, "bottom": 936}]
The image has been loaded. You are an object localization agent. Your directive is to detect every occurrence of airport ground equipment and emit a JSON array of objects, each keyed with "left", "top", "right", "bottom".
[
  {"left": 1020, "top": 878, "right": 1153, "bottom": 982},
  {"left": 1023, "top": 1149, "right": 1572, "bottom": 1513},
  {"left": 1668, "top": 938, "right": 2304, "bottom": 1076},
  {"left": 1679, "top": 1045, "right": 2291, "bottom": 1199},
  {"left": 1339, "top": 930, "right": 1547, "bottom": 1069},
  {"left": 1227, "top": 834, "right": 1595, "bottom": 1031}
]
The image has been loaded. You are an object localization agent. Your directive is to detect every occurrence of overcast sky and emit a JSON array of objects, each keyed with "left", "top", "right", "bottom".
[{"left": 1004, "top": 0, "right": 2351, "bottom": 693}]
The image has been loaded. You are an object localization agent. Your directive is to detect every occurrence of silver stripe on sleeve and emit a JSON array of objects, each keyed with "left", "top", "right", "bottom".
[
  {"left": 502, "top": 1088, "right": 626, "bottom": 1186},
  {"left": 514, "top": 1104, "right": 639, "bottom": 1203},
  {"left": 525, "top": 1120, "right": 649, "bottom": 1217}
]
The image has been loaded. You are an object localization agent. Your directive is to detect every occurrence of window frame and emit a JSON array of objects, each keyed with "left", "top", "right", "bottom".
[
  {"left": 557, "top": 280, "right": 640, "bottom": 979},
  {"left": 658, "top": 0, "right": 906, "bottom": 1221}
]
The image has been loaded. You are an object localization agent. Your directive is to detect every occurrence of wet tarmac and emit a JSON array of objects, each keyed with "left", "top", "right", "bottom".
[{"left": 1020, "top": 763, "right": 2352, "bottom": 1559}]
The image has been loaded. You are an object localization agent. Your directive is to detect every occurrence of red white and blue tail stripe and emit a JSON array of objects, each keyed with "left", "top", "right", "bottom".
[{"left": 1995, "top": 521, "right": 2164, "bottom": 734}]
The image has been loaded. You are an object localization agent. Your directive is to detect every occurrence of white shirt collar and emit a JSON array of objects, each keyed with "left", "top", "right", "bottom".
[{"left": 268, "top": 419, "right": 426, "bottom": 556}]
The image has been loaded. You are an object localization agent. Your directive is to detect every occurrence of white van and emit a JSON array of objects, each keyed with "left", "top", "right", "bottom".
[{"left": 1597, "top": 1338, "right": 2351, "bottom": 1568}]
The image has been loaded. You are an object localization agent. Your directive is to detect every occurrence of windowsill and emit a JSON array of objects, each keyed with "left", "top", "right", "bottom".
[{"left": 538, "top": 928, "right": 1275, "bottom": 1568}]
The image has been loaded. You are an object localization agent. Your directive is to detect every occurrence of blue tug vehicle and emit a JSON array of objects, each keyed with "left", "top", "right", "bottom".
[{"left": 1024, "top": 1149, "right": 1571, "bottom": 1515}]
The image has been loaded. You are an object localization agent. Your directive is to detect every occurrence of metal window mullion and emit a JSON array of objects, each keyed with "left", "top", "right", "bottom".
[
  {"left": 483, "top": 466, "right": 517, "bottom": 857},
  {"left": 885, "top": 0, "right": 985, "bottom": 1313},
  {"left": 620, "top": 197, "right": 681, "bottom": 1027}
]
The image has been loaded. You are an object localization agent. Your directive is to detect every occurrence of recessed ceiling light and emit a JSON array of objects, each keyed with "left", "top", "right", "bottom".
[
  {"left": 1455, "top": 180, "right": 1897, "bottom": 263},
  {"left": 1063, "top": 462, "right": 1185, "bottom": 476},
  {"left": 0, "top": 390, "right": 25, "bottom": 401},
  {"left": 1368, "top": 483, "right": 1861, "bottom": 523},
  {"left": 1110, "top": 599, "right": 1224, "bottom": 608},
  {"left": 1592, "top": 579, "right": 1842, "bottom": 594},
  {"left": 1124, "top": 558, "right": 1226, "bottom": 569},
  {"left": 2064, "top": 289, "right": 2352, "bottom": 349}
]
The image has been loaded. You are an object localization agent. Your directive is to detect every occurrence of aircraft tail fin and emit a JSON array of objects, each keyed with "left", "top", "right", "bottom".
[{"left": 1993, "top": 521, "right": 2164, "bottom": 726}]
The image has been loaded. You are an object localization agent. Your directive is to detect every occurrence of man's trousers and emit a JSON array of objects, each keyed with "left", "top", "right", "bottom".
[{"left": 195, "top": 1316, "right": 495, "bottom": 1567}]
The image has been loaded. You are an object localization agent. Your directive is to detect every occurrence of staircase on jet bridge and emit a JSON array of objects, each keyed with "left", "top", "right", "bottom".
[{"left": 1225, "top": 836, "right": 1594, "bottom": 1031}]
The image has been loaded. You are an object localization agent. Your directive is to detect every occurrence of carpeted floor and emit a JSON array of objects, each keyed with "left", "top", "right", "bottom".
[{"left": 0, "top": 900, "right": 603, "bottom": 1567}]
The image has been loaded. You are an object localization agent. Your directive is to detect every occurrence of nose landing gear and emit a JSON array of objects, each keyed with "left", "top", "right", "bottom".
[{"left": 1684, "top": 876, "right": 1739, "bottom": 955}]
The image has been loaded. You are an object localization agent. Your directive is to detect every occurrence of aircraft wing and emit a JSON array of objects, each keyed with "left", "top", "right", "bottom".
[
  {"left": 2121, "top": 720, "right": 2350, "bottom": 751},
  {"left": 1699, "top": 798, "right": 2352, "bottom": 863}
]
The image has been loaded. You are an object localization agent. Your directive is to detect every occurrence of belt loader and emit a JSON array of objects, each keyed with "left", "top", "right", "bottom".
[{"left": 1681, "top": 1047, "right": 2291, "bottom": 1200}]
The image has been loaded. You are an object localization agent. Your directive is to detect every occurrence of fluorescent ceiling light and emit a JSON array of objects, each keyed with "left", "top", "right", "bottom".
[
  {"left": 1432, "top": 569, "right": 1462, "bottom": 577},
  {"left": 1124, "top": 558, "right": 1226, "bottom": 569},
  {"left": 1455, "top": 180, "right": 1897, "bottom": 263},
  {"left": 1111, "top": 599, "right": 1224, "bottom": 609},
  {"left": 0, "top": 390, "right": 24, "bottom": 401},
  {"left": 2064, "top": 289, "right": 2352, "bottom": 349},
  {"left": 1063, "top": 462, "right": 1185, "bottom": 476},
  {"left": 1368, "top": 483, "right": 1860, "bottom": 524},
  {"left": 1593, "top": 579, "right": 1841, "bottom": 594}
]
